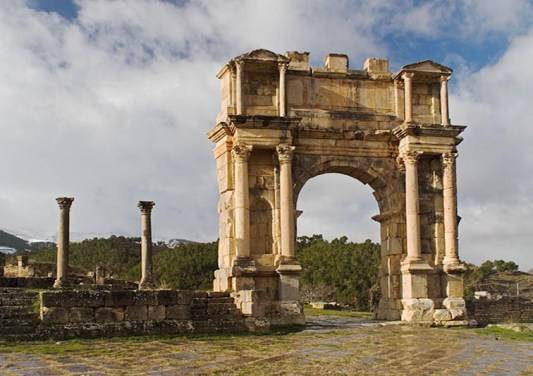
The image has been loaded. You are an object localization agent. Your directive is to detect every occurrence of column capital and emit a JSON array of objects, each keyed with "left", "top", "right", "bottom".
[
  {"left": 402, "top": 72, "right": 415, "bottom": 80},
  {"left": 232, "top": 143, "right": 252, "bottom": 162},
  {"left": 276, "top": 144, "right": 295, "bottom": 164},
  {"left": 440, "top": 75, "right": 450, "bottom": 83},
  {"left": 278, "top": 62, "right": 288, "bottom": 73},
  {"left": 402, "top": 151, "right": 421, "bottom": 165},
  {"left": 138, "top": 201, "right": 155, "bottom": 214},
  {"left": 56, "top": 197, "right": 74, "bottom": 209},
  {"left": 235, "top": 59, "right": 245, "bottom": 69},
  {"left": 442, "top": 152, "right": 458, "bottom": 168}
]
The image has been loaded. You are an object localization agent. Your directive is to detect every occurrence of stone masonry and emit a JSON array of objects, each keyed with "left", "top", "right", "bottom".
[{"left": 208, "top": 49, "right": 468, "bottom": 326}]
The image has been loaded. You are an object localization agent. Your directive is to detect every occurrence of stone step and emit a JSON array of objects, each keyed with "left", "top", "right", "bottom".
[
  {"left": 0, "top": 324, "right": 39, "bottom": 335},
  {"left": 0, "top": 305, "right": 36, "bottom": 318},
  {"left": 0, "top": 297, "right": 36, "bottom": 306},
  {"left": 0, "top": 315, "right": 40, "bottom": 326}
]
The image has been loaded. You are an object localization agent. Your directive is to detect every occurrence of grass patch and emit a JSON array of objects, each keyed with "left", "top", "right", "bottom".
[
  {"left": 303, "top": 305, "right": 373, "bottom": 319},
  {"left": 474, "top": 325, "right": 533, "bottom": 342}
]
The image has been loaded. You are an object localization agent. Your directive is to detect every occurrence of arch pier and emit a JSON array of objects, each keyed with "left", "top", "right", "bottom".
[{"left": 208, "top": 50, "right": 467, "bottom": 326}]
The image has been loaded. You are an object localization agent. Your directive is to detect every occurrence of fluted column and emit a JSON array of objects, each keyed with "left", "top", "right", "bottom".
[
  {"left": 54, "top": 197, "right": 74, "bottom": 288},
  {"left": 277, "top": 144, "right": 296, "bottom": 260},
  {"left": 403, "top": 72, "right": 414, "bottom": 123},
  {"left": 278, "top": 62, "right": 287, "bottom": 117},
  {"left": 442, "top": 152, "right": 460, "bottom": 266},
  {"left": 235, "top": 59, "right": 244, "bottom": 115},
  {"left": 403, "top": 152, "right": 422, "bottom": 263},
  {"left": 232, "top": 144, "right": 252, "bottom": 259},
  {"left": 138, "top": 201, "right": 155, "bottom": 290},
  {"left": 440, "top": 76, "right": 450, "bottom": 125}
]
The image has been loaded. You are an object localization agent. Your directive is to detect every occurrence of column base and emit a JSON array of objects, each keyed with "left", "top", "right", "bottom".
[
  {"left": 276, "top": 262, "right": 301, "bottom": 301},
  {"left": 138, "top": 279, "right": 155, "bottom": 290},
  {"left": 53, "top": 278, "right": 70, "bottom": 289}
]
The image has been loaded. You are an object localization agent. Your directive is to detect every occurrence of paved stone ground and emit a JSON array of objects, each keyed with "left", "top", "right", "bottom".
[{"left": 0, "top": 316, "right": 532, "bottom": 375}]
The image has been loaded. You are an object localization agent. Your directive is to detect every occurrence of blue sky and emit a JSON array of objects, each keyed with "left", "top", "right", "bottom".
[{"left": 1, "top": 0, "right": 533, "bottom": 270}]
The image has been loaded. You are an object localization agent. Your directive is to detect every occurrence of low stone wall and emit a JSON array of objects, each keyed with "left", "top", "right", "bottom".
[
  {"left": 467, "top": 297, "right": 533, "bottom": 325},
  {"left": 0, "top": 277, "right": 55, "bottom": 289},
  {"left": 37, "top": 289, "right": 246, "bottom": 339}
]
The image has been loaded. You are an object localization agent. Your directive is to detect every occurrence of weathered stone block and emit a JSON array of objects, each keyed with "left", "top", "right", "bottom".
[
  {"left": 41, "top": 306, "right": 68, "bottom": 323},
  {"left": 69, "top": 307, "right": 94, "bottom": 322},
  {"left": 95, "top": 307, "right": 124, "bottom": 322},
  {"left": 176, "top": 290, "right": 193, "bottom": 305},
  {"left": 134, "top": 291, "right": 158, "bottom": 306},
  {"left": 433, "top": 309, "right": 452, "bottom": 322},
  {"left": 125, "top": 305, "right": 148, "bottom": 321},
  {"left": 166, "top": 305, "right": 191, "bottom": 320},
  {"left": 156, "top": 290, "right": 177, "bottom": 305},
  {"left": 148, "top": 305, "right": 166, "bottom": 321},
  {"left": 105, "top": 290, "right": 135, "bottom": 307}
]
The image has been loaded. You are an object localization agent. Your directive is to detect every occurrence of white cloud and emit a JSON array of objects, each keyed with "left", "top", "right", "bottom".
[{"left": 0, "top": 0, "right": 531, "bottom": 270}]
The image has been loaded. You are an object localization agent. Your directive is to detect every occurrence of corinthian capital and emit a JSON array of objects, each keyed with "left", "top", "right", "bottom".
[
  {"left": 232, "top": 143, "right": 252, "bottom": 162},
  {"left": 138, "top": 201, "right": 155, "bottom": 214},
  {"left": 278, "top": 62, "right": 288, "bottom": 73},
  {"left": 402, "top": 150, "right": 421, "bottom": 166},
  {"left": 442, "top": 152, "right": 457, "bottom": 168},
  {"left": 56, "top": 197, "right": 74, "bottom": 210},
  {"left": 277, "top": 144, "right": 295, "bottom": 164}
]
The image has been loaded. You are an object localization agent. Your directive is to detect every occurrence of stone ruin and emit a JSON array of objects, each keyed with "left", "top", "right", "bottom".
[
  {"left": 208, "top": 49, "right": 468, "bottom": 326},
  {"left": 0, "top": 49, "right": 471, "bottom": 340}
]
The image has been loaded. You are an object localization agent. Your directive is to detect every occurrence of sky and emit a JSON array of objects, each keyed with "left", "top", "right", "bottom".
[{"left": 0, "top": 0, "right": 532, "bottom": 270}]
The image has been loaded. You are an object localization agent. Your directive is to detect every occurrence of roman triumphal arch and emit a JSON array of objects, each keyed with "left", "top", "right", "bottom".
[{"left": 208, "top": 49, "right": 467, "bottom": 326}]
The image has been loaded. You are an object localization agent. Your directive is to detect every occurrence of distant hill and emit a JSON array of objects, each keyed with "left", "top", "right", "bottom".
[{"left": 0, "top": 230, "right": 29, "bottom": 251}]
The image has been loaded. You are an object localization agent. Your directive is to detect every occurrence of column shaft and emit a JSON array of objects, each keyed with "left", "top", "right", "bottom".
[
  {"left": 54, "top": 197, "right": 74, "bottom": 288},
  {"left": 440, "top": 76, "right": 450, "bottom": 125},
  {"left": 232, "top": 144, "right": 252, "bottom": 259},
  {"left": 403, "top": 72, "right": 414, "bottom": 123},
  {"left": 138, "top": 201, "right": 155, "bottom": 289},
  {"left": 442, "top": 153, "right": 460, "bottom": 265},
  {"left": 278, "top": 63, "right": 287, "bottom": 117},
  {"left": 235, "top": 60, "right": 244, "bottom": 115},
  {"left": 277, "top": 144, "right": 295, "bottom": 259},
  {"left": 403, "top": 152, "right": 422, "bottom": 262}
]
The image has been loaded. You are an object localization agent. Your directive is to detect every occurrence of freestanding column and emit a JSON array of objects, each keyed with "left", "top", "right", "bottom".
[
  {"left": 54, "top": 197, "right": 74, "bottom": 288},
  {"left": 403, "top": 151, "right": 422, "bottom": 263},
  {"left": 232, "top": 144, "right": 252, "bottom": 259},
  {"left": 278, "top": 62, "right": 287, "bottom": 117},
  {"left": 235, "top": 59, "right": 244, "bottom": 115},
  {"left": 442, "top": 152, "right": 460, "bottom": 267},
  {"left": 440, "top": 76, "right": 450, "bottom": 126},
  {"left": 277, "top": 144, "right": 296, "bottom": 260},
  {"left": 402, "top": 72, "right": 414, "bottom": 123},
  {"left": 138, "top": 201, "right": 155, "bottom": 290}
]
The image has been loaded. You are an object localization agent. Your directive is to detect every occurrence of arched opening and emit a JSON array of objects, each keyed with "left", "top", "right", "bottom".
[{"left": 296, "top": 173, "right": 381, "bottom": 312}]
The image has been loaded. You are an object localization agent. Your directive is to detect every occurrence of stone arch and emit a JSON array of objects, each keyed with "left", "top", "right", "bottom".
[{"left": 293, "top": 155, "right": 401, "bottom": 216}]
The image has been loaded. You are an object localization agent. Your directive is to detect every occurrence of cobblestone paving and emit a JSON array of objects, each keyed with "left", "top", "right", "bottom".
[{"left": 0, "top": 316, "right": 532, "bottom": 375}]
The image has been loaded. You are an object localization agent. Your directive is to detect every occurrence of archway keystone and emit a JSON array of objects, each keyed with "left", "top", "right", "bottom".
[{"left": 208, "top": 50, "right": 467, "bottom": 326}]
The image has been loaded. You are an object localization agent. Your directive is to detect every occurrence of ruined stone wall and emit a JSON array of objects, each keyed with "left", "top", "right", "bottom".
[
  {"left": 467, "top": 297, "right": 533, "bottom": 325},
  {"left": 29, "top": 290, "right": 246, "bottom": 339}
]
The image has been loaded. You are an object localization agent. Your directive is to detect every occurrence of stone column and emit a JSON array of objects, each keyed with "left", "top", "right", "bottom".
[
  {"left": 138, "top": 201, "right": 155, "bottom": 290},
  {"left": 440, "top": 76, "right": 450, "bottom": 126},
  {"left": 402, "top": 72, "right": 414, "bottom": 123},
  {"left": 442, "top": 152, "right": 460, "bottom": 267},
  {"left": 235, "top": 59, "right": 244, "bottom": 115},
  {"left": 54, "top": 197, "right": 74, "bottom": 288},
  {"left": 277, "top": 144, "right": 296, "bottom": 260},
  {"left": 278, "top": 62, "right": 287, "bottom": 117},
  {"left": 232, "top": 144, "right": 252, "bottom": 259},
  {"left": 403, "top": 151, "right": 422, "bottom": 263}
]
